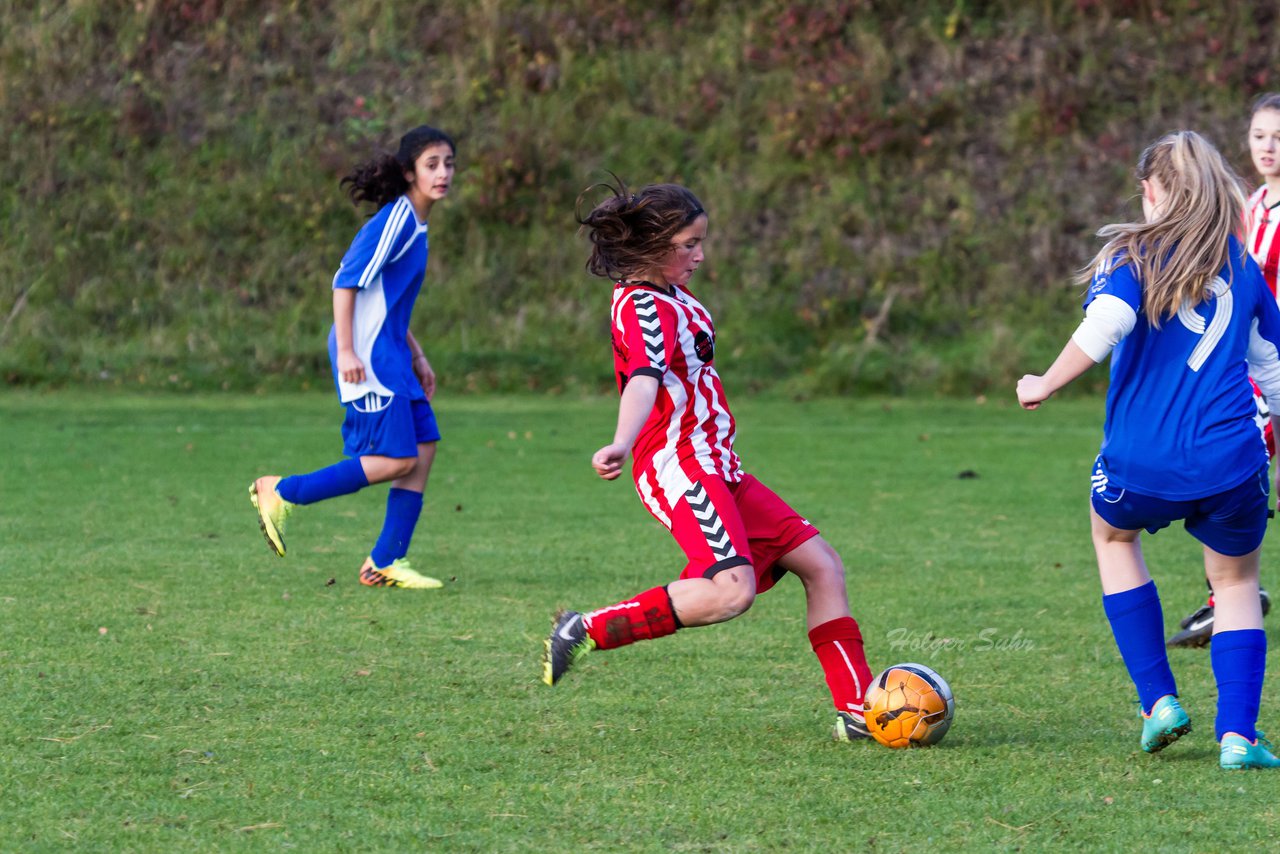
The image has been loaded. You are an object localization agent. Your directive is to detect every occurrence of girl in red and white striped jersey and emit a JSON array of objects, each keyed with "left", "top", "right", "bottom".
[
  {"left": 1245, "top": 94, "right": 1280, "bottom": 298},
  {"left": 542, "top": 178, "right": 877, "bottom": 742},
  {"left": 1168, "top": 97, "right": 1280, "bottom": 647}
]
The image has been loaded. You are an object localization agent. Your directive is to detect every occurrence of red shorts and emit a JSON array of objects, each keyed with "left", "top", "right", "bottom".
[{"left": 665, "top": 472, "right": 820, "bottom": 594}]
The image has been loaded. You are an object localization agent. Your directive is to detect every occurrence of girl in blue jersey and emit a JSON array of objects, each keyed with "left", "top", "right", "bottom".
[
  {"left": 1018, "top": 130, "right": 1280, "bottom": 769},
  {"left": 249, "top": 125, "right": 455, "bottom": 590}
]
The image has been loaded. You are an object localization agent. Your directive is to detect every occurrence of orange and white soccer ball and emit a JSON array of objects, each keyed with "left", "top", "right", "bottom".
[{"left": 863, "top": 662, "right": 955, "bottom": 748}]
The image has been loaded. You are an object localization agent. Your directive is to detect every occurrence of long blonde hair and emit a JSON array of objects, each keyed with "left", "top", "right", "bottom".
[{"left": 1078, "top": 131, "right": 1247, "bottom": 327}]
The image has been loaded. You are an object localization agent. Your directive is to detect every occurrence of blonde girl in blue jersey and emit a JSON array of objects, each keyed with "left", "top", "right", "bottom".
[
  {"left": 249, "top": 125, "right": 455, "bottom": 590},
  {"left": 1018, "top": 131, "right": 1280, "bottom": 769}
]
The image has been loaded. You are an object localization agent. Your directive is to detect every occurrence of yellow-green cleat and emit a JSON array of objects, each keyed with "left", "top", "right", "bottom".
[
  {"left": 359, "top": 557, "right": 443, "bottom": 589},
  {"left": 249, "top": 476, "right": 294, "bottom": 557}
]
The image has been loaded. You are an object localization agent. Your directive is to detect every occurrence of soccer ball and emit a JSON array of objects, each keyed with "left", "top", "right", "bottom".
[{"left": 863, "top": 662, "right": 955, "bottom": 749}]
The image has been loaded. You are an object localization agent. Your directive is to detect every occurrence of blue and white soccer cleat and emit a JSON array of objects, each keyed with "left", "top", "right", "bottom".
[
  {"left": 1141, "top": 694, "right": 1191, "bottom": 753},
  {"left": 1220, "top": 732, "right": 1280, "bottom": 770}
]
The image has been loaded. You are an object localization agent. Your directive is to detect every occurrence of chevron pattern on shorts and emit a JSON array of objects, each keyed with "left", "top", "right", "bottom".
[
  {"left": 685, "top": 482, "right": 735, "bottom": 559},
  {"left": 631, "top": 293, "right": 666, "bottom": 371}
]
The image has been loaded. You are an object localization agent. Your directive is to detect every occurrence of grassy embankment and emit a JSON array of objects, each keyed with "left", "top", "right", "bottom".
[{"left": 2, "top": 1, "right": 1276, "bottom": 394}]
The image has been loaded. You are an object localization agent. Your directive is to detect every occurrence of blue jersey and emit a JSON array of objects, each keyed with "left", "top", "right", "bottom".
[
  {"left": 1088, "top": 237, "right": 1280, "bottom": 499},
  {"left": 327, "top": 196, "right": 428, "bottom": 403}
]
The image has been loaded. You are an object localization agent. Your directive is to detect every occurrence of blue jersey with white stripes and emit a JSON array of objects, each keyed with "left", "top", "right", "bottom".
[
  {"left": 1088, "top": 236, "right": 1280, "bottom": 499},
  {"left": 327, "top": 196, "right": 428, "bottom": 403}
]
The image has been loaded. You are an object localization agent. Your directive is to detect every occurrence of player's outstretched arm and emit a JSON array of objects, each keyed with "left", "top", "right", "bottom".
[
  {"left": 1017, "top": 339, "right": 1096, "bottom": 410},
  {"left": 592, "top": 375, "right": 659, "bottom": 480}
]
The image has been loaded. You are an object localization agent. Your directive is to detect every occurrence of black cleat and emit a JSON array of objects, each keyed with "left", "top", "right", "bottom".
[
  {"left": 833, "top": 710, "right": 872, "bottom": 741},
  {"left": 1167, "top": 590, "right": 1271, "bottom": 648},
  {"left": 542, "top": 610, "right": 595, "bottom": 686},
  {"left": 1168, "top": 601, "right": 1214, "bottom": 648}
]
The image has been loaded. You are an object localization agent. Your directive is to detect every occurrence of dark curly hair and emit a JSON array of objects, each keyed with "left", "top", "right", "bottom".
[
  {"left": 341, "top": 124, "right": 456, "bottom": 209},
  {"left": 576, "top": 175, "right": 705, "bottom": 280}
]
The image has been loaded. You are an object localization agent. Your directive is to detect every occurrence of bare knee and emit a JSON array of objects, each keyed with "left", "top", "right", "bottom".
[
  {"left": 380, "top": 457, "right": 416, "bottom": 481},
  {"left": 363, "top": 455, "right": 417, "bottom": 483},
  {"left": 784, "top": 538, "right": 845, "bottom": 589},
  {"left": 714, "top": 588, "right": 754, "bottom": 621},
  {"left": 811, "top": 542, "right": 846, "bottom": 586},
  {"left": 707, "top": 567, "right": 756, "bottom": 621}
]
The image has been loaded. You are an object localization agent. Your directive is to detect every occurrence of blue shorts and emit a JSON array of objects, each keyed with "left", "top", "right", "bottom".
[
  {"left": 341, "top": 393, "right": 440, "bottom": 459},
  {"left": 1091, "top": 456, "right": 1270, "bottom": 557}
]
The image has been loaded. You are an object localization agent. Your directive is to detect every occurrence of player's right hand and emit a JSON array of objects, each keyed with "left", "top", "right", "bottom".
[
  {"left": 337, "top": 349, "right": 366, "bottom": 385},
  {"left": 1016, "top": 374, "right": 1050, "bottom": 410},
  {"left": 591, "top": 443, "right": 628, "bottom": 480}
]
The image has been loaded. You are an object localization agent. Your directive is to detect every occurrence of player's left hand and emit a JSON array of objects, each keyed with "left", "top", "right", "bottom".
[
  {"left": 1016, "top": 374, "right": 1051, "bottom": 410},
  {"left": 591, "top": 443, "right": 628, "bottom": 480},
  {"left": 413, "top": 355, "right": 436, "bottom": 400}
]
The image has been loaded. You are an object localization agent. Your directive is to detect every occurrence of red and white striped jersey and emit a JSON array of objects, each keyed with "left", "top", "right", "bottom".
[
  {"left": 1245, "top": 187, "right": 1280, "bottom": 457},
  {"left": 610, "top": 282, "right": 742, "bottom": 521},
  {"left": 1246, "top": 185, "right": 1280, "bottom": 297}
]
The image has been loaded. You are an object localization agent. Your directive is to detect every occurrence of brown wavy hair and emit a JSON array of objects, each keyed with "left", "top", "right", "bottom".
[
  {"left": 1251, "top": 92, "right": 1280, "bottom": 120},
  {"left": 1077, "top": 131, "right": 1247, "bottom": 327},
  {"left": 576, "top": 175, "right": 705, "bottom": 280}
]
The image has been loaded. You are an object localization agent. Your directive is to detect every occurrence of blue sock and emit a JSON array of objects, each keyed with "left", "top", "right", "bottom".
[
  {"left": 276, "top": 458, "right": 369, "bottom": 506},
  {"left": 1212, "top": 628, "right": 1266, "bottom": 741},
  {"left": 369, "top": 488, "right": 424, "bottom": 568},
  {"left": 1102, "top": 580, "right": 1177, "bottom": 714}
]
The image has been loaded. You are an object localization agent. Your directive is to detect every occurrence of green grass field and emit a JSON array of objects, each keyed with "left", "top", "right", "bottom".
[{"left": 3, "top": 391, "right": 1279, "bottom": 851}]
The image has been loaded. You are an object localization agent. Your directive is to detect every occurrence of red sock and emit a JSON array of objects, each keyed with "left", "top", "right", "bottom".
[
  {"left": 584, "top": 586, "right": 680, "bottom": 650},
  {"left": 809, "top": 616, "right": 874, "bottom": 715}
]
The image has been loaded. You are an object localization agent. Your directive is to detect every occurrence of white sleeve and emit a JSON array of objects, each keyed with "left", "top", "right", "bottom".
[
  {"left": 1070, "top": 294, "right": 1138, "bottom": 363},
  {"left": 1248, "top": 318, "right": 1280, "bottom": 413}
]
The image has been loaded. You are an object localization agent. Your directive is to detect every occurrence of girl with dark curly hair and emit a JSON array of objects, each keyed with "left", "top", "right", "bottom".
[
  {"left": 543, "top": 177, "right": 878, "bottom": 743},
  {"left": 249, "top": 124, "right": 455, "bottom": 590}
]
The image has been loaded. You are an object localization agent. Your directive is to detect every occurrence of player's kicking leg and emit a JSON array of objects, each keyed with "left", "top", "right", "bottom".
[
  {"left": 776, "top": 535, "right": 875, "bottom": 741},
  {"left": 543, "top": 568, "right": 753, "bottom": 686},
  {"left": 544, "top": 474, "right": 755, "bottom": 685}
]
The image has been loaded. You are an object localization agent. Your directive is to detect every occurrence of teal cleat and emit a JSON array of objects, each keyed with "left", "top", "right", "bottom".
[
  {"left": 1220, "top": 732, "right": 1280, "bottom": 770},
  {"left": 1141, "top": 694, "right": 1191, "bottom": 753}
]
